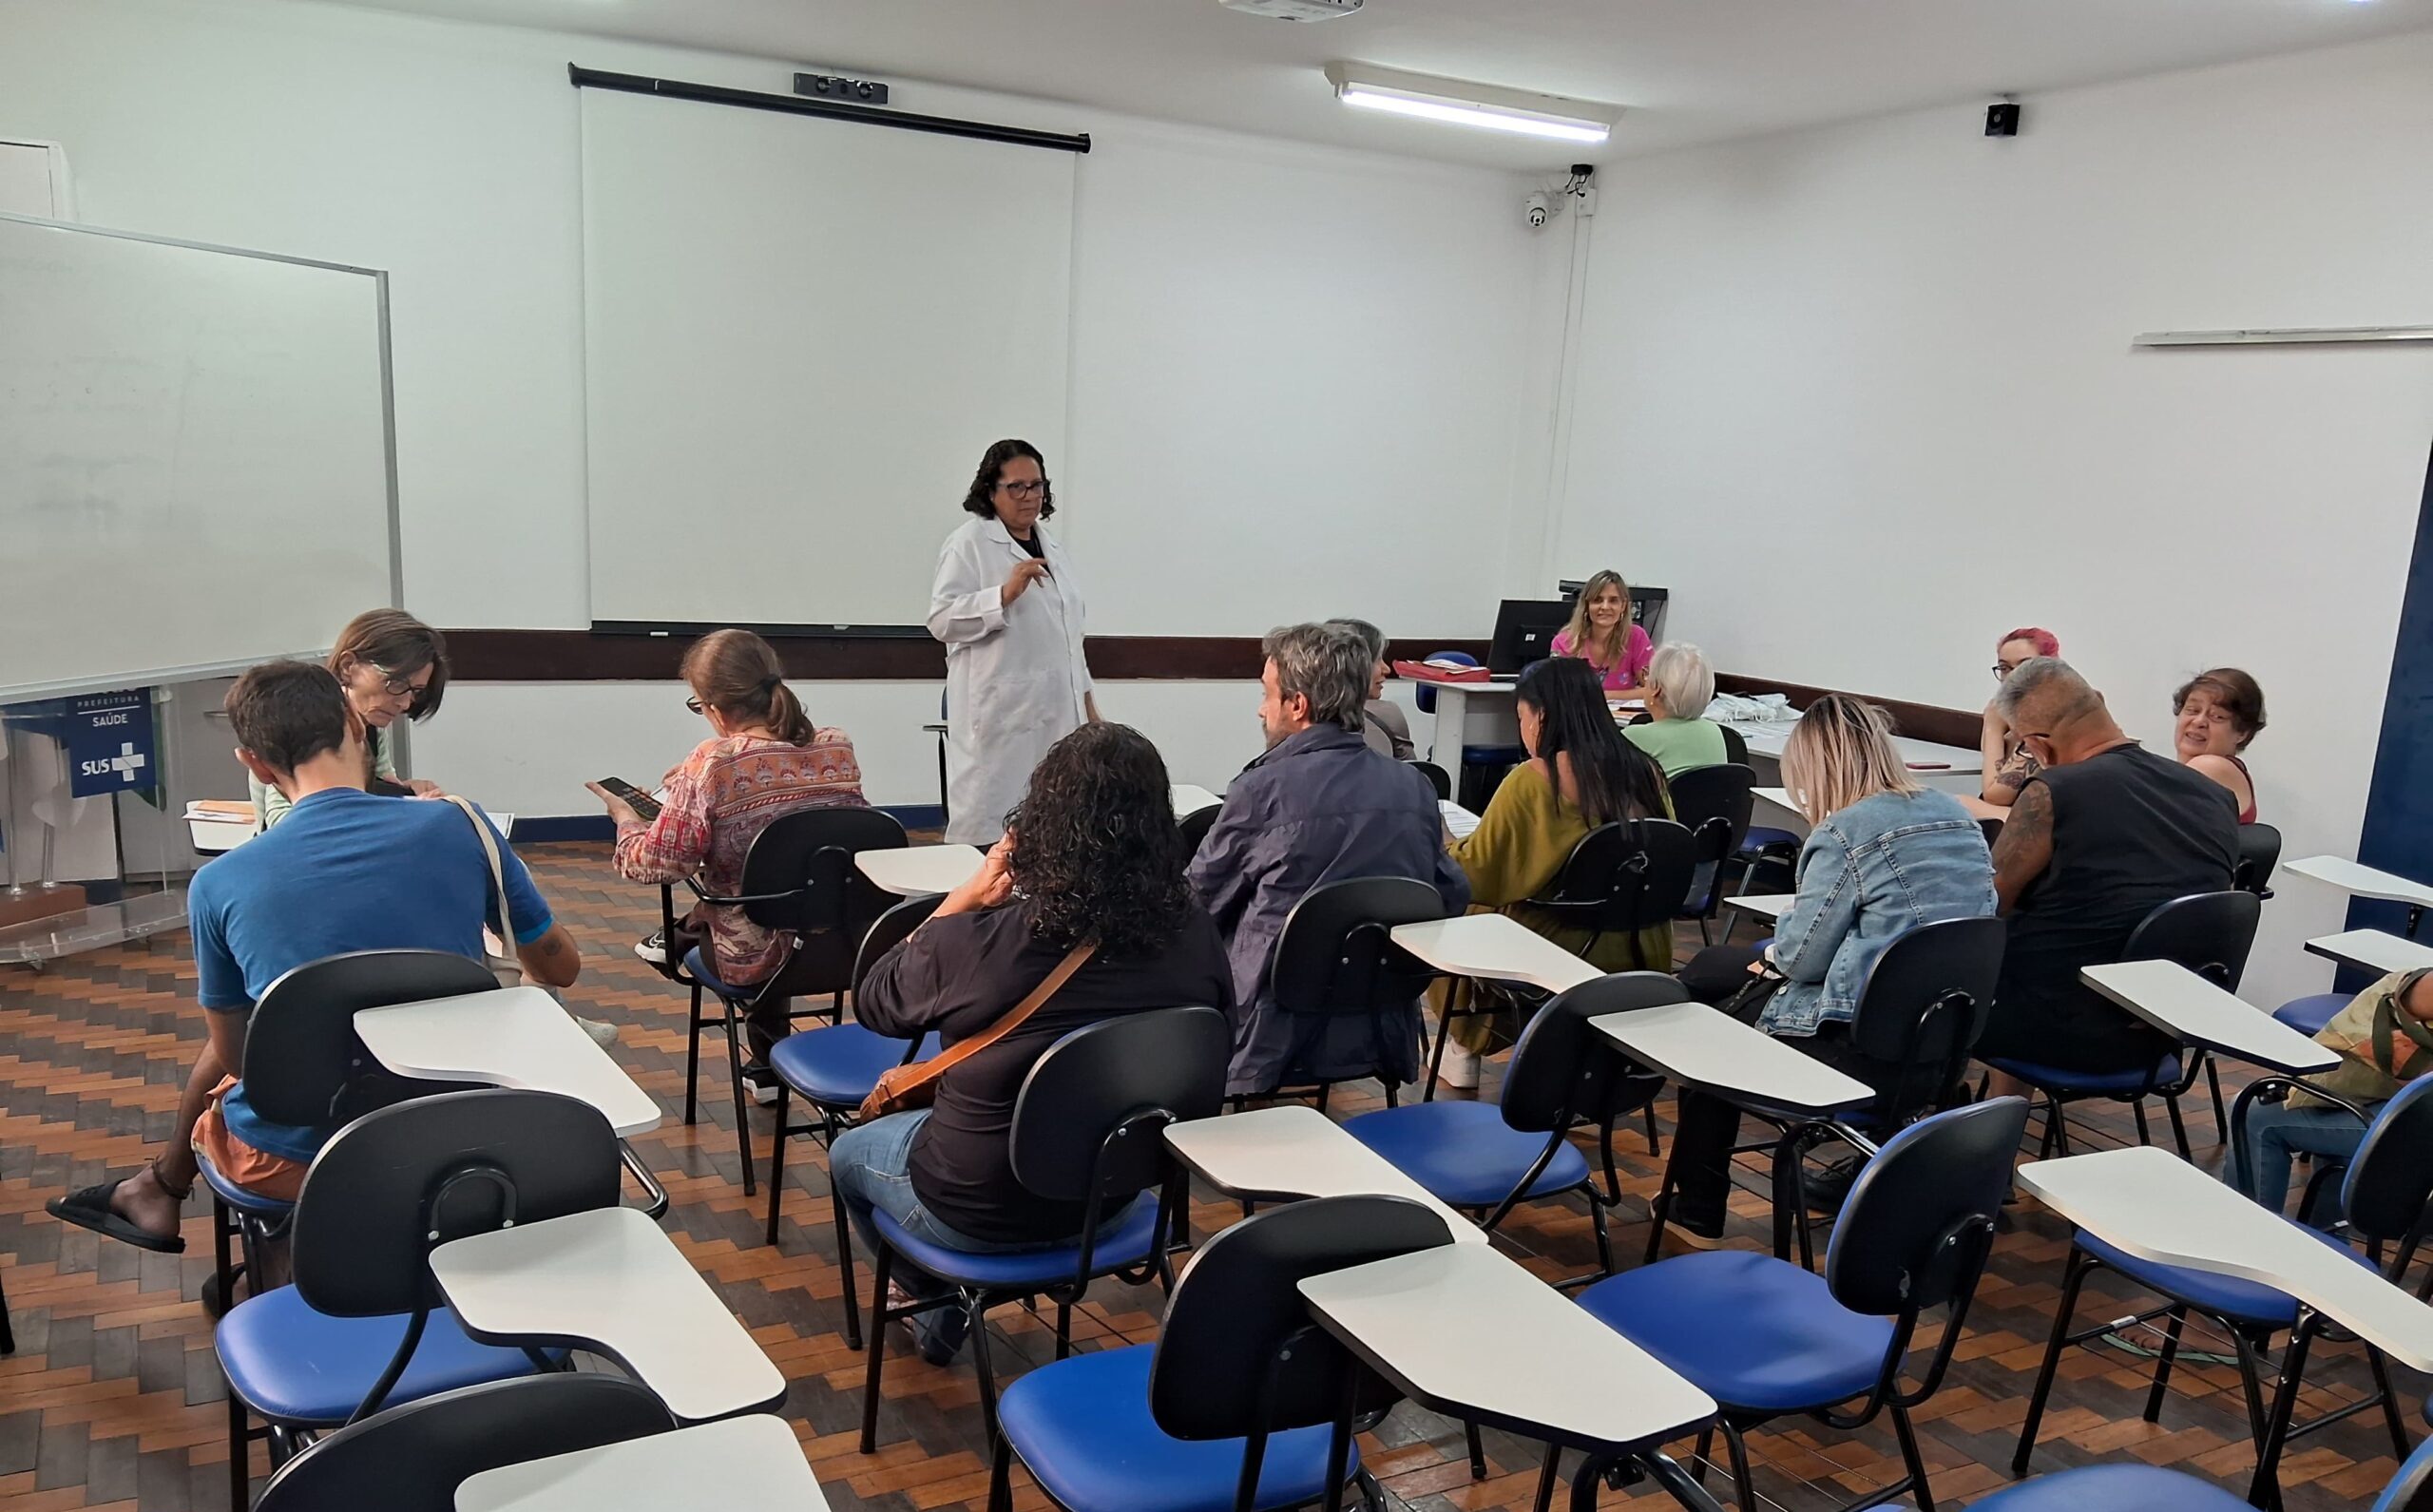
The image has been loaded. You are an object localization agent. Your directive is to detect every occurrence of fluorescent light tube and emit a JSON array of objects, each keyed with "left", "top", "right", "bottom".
[{"left": 1325, "top": 63, "right": 1618, "bottom": 144}]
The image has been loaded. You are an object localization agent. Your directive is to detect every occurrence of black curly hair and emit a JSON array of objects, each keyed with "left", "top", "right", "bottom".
[
  {"left": 959, "top": 438, "right": 1055, "bottom": 520},
  {"left": 1006, "top": 722, "right": 1193, "bottom": 956}
]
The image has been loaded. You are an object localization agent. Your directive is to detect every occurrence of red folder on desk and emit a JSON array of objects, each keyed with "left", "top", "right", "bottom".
[{"left": 1394, "top": 660, "right": 1489, "bottom": 683}]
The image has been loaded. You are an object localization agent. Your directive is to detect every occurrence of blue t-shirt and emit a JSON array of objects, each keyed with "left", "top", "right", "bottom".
[{"left": 190, "top": 787, "right": 555, "bottom": 1162}]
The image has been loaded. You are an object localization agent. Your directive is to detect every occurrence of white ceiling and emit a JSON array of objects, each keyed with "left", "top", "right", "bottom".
[{"left": 325, "top": 0, "right": 2433, "bottom": 169}]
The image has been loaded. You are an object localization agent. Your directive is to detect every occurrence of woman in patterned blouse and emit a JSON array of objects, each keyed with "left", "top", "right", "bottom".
[{"left": 591, "top": 629, "right": 869, "bottom": 1086}]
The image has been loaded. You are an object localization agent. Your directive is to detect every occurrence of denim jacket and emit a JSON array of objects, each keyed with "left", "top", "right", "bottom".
[{"left": 1756, "top": 789, "right": 1997, "bottom": 1037}]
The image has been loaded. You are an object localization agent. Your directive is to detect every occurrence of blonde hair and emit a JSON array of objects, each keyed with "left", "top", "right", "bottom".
[
  {"left": 1644, "top": 641, "right": 1715, "bottom": 721},
  {"left": 1780, "top": 695, "right": 1920, "bottom": 823},
  {"left": 1560, "top": 570, "right": 1633, "bottom": 675}
]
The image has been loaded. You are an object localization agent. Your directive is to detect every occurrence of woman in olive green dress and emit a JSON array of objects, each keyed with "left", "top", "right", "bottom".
[{"left": 1434, "top": 655, "right": 1674, "bottom": 1087}]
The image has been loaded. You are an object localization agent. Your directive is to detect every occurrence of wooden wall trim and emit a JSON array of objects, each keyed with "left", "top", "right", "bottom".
[{"left": 1715, "top": 672, "right": 1981, "bottom": 751}]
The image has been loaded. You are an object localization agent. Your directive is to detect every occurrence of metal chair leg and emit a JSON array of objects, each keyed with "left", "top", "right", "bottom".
[
  {"left": 1466, "top": 1420, "right": 1486, "bottom": 1480},
  {"left": 859, "top": 1243, "right": 894, "bottom": 1453},
  {"left": 1643, "top": 1101, "right": 1661, "bottom": 1158},
  {"left": 682, "top": 982, "right": 703, "bottom": 1125},
  {"left": 2203, "top": 1055, "right": 2230, "bottom": 1143},
  {"left": 226, "top": 1368, "right": 252, "bottom": 1510},
  {"left": 1720, "top": 1421, "right": 1758, "bottom": 1512},
  {"left": 832, "top": 1167, "right": 863, "bottom": 1351},
  {"left": 2013, "top": 1247, "right": 2094, "bottom": 1477},
  {"left": 987, "top": 1430, "right": 1015, "bottom": 1512},
  {"left": 967, "top": 1294, "right": 1005, "bottom": 1448},
  {"left": 1533, "top": 1449, "right": 1562, "bottom": 1512},
  {"left": 2163, "top": 1093, "right": 2194, "bottom": 1162},
  {"left": 764, "top": 1085, "right": 790, "bottom": 1246},
  {"left": 721, "top": 995, "right": 757, "bottom": 1197},
  {"left": 1890, "top": 1401, "right": 1936, "bottom": 1512},
  {"left": 2143, "top": 1306, "right": 2188, "bottom": 1422}
]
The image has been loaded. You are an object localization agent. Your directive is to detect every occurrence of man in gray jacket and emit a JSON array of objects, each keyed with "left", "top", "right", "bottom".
[{"left": 1189, "top": 622, "right": 1471, "bottom": 1097}]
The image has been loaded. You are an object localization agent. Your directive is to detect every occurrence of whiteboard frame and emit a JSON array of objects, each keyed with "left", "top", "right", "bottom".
[{"left": 0, "top": 211, "right": 403, "bottom": 704}]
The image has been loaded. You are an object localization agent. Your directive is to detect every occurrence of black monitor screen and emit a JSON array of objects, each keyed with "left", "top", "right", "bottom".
[{"left": 1487, "top": 599, "right": 1574, "bottom": 675}]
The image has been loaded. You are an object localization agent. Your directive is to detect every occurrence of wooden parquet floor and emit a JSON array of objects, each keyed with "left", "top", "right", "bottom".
[{"left": 0, "top": 842, "right": 2418, "bottom": 1510}]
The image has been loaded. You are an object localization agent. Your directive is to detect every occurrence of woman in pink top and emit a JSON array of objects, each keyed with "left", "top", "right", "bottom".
[{"left": 1549, "top": 569, "right": 1655, "bottom": 697}]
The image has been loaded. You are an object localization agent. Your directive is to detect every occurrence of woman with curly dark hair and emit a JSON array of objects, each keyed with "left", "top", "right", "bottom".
[
  {"left": 831, "top": 721, "right": 1231, "bottom": 1362},
  {"left": 928, "top": 437, "right": 1101, "bottom": 847}
]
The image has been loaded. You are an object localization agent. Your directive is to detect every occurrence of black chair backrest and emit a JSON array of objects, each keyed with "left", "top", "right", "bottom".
[
  {"left": 1178, "top": 803, "right": 1222, "bottom": 856},
  {"left": 1149, "top": 1195, "right": 1455, "bottom": 1442},
  {"left": 1848, "top": 917, "right": 2006, "bottom": 1125},
  {"left": 1716, "top": 723, "right": 1749, "bottom": 766},
  {"left": 2121, "top": 889, "right": 2263, "bottom": 991},
  {"left": 1009, "top": 1005, "right": 1230, "bottom": 1204},
  {"left": 1500, "top": 971, "right": 1684, "bottom": 1134},
  {"left": 740, "top": 807, "right": 908, "bottom": 994},
  {"left": 1412, "top": 761, "right": 1453, "bottom": 802},
  {"left": 2344, "top": 1074, "right": 2433, "bottom": 1247},
  {"left": 1271, "top": 876, "right": 1447, "bottom": 1018},
  {"left": 1826, "top": 1097, "right": 2028, "bottom": 1316},
  {"left": 291, "top": 1088, "right": 622, "bottom": 1318},
  {"left": 243, "top": 949, "right": 504, "bottom": 1129},
  {"left": 1534, "top": 819, "right": 1699, "bottom": 936},
  {"left": 256, "top": 1373, "right": 674, "bottom": 1512},
  {"left": 852, "top": 892, "right": 945, "bottom": 996},
  {"left": 2235, "top": 822, "right": 2284, "bottom": 897},
  {"left": 1666, "top": 764, "right": 1755, "bottom": 912}
]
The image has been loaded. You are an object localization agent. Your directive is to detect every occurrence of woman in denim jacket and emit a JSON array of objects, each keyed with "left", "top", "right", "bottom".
[{"left": 1662, "top": 695, "right": 1996, "bottom": 1250}]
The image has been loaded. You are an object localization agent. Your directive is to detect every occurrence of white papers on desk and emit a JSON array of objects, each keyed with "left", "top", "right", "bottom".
[
  {"left": 1705, "top": 692, "right": 1796, "bottom": 724},
  {"left": 1441, "top": 800, "right": 1481, "bottom": 840}
]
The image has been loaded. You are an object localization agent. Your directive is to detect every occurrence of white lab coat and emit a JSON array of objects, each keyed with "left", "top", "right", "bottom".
[{"left": 929, "top": 514, "right": 1092, "bottom": 845}]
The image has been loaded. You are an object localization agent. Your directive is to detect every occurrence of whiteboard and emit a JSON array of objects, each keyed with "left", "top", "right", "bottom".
[
  {"left": 0, "top": 213, "right": 397, "bottom": 704},
  {"left": 579, "top": 87, "right": 1075, "bottom": 628}
]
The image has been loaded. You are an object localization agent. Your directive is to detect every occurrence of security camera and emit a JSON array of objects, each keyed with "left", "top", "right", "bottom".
[{"left": 1524, "top": 191, "right": 1552, "bottom": 229}]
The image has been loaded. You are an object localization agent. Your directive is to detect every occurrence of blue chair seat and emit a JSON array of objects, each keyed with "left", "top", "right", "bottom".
[
  {"left": 216, "top": 1286, "right": 563, "bottom": 1425},
  {"left": 998, "top": 1343, "right": 1359, "bottom": 1512},
  {"left": 2076, "top": 1223, "right": 2368, "bottom": 1328},
  {"left": 1575, "top": 1251, "right": 1894, "bottom": 1414},
  {"left": 1741, "top": 826, "right": 1800, "bottom": 854},
  {"left": 1341, "top": 1101, "right": 1590, "bottom": 1209},
  {"left": 680, "top": 945, "right": 737, "bottom": 998},
  {"left": 196, "top": 1149, "right": 294, "bottom": 1220},
  {"left": 769, "top": 1024, "right": 936, "bottom": 1108},
  {"left": 1960, "top": 1464, "right": 2251, "bottom": 1512},
  {"left": 1982, "top": 1056, "right": 2181, "bottom": 1095},
  {"left": 2272, "top": 992, "right": 2347, "bottom": 1036},
  {"left": 1461, "top": 745, "right": 1528, "bottom": 766},
  {"left": 871, "top": 1195, "right": 1157, "bottom": 1290}
]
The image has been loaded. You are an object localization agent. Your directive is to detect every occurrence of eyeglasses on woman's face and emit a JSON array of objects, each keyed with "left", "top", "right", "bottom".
[
  {"left": 684, "top": 696, "right": 706, "bottom": 716},
  {"left": 996, "top": 478, "right": 1048, "bottom": 499}
]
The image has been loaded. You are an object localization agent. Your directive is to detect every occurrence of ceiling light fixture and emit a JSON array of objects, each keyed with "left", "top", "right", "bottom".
[{"left": 1324, "top": 64, "right": 1619, "bottom": 144}]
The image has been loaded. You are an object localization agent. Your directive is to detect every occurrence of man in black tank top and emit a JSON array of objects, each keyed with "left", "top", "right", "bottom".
[{"left": 1981, "top": 659, "right": 2240, "bottom": 1073}]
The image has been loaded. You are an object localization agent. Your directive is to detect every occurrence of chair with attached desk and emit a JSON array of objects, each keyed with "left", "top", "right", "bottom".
[
  {"left": 859, "top": 1005, "right": 1230, "bottom": 1453},
  {"left": 205, "top": 949, "right": 501, "bottom": 1314},
  {"left": 1580, "top": 1097, "right": 2028, "bottom": 1512},
  {"left": 668, "top": 806, "right": 907, "bottom": 1196},
  {"left": 214, "top": 1088, "right": 619, "bottom": 1509},
  {"left": 1347, "top": 974, "right": 1674, "bottom": 1281},
  {"left": 1983, "top": 889, "right": 2261, "bottom": 1161},
  {"left": 2237, "top": 821, "right": 2284, "bottom": 899},
  {"left": 1718, "top": 723, "right": 1803, "bottom": 891},
  {"left": 1979, "top": 1430, "right": 2433, "bottom": 1512},
  {"left": 2014, "top": 1075, "right": 2433, "bottom": 1487},
  {"left": 764, "top": 893, "right": 944, "bottom": 1335},
  {"left": 1248, "top": 876, "right": 1450, "bottom": 1110},
  {"left": 1665, "top": 763, "right": 1755, "bottom": 946},
  {"left": 253, "top": 1373, "right": 675, "bottom": 1512},
  {"left": 989, "top": 1195, "right": 1457, "bottom": 1512}
]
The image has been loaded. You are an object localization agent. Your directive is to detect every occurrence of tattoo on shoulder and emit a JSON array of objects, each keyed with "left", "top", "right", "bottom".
[{"left": 2002, "top": 782, "right": 2053, "bottom": 850}]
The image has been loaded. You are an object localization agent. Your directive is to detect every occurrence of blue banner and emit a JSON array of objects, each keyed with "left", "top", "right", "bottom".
[{"left": 65, "top": 689, "right": 157, "bottom": 798}]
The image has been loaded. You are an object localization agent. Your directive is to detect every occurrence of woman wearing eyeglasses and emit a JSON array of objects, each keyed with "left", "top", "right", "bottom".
[
  {"left": 1977, "top": 625, "right": 2060, "bottom": 810},
  {"left": 249, "top": 608, "right": 451, "bottom": 830},
  {"left": 929, "top": 439, "right": 1100, "bottom": 847},
  {"left": 590, "top": 628, "right": 868, "bottom": 1084}
]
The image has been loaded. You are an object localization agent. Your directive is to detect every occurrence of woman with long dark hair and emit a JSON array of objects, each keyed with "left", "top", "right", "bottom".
[
  {"left": 928, "top": 438, "right": 1100, "bottom": 846},
  {"left": 1432, "top": 655, "right": 1674, "bottom": 1086},
  {"left": 833, "top": 721, "right": 1231, "bottom": 1361}
]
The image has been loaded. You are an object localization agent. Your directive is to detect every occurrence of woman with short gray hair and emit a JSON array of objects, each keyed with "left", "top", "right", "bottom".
[{"left": 1624, "top": 641, "right": 1728, "bottom": 777}]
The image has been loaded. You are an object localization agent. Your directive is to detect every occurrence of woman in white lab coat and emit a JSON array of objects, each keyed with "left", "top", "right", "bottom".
[{"left": 929, "top": 439, "right": 1098, "bottom": 845}]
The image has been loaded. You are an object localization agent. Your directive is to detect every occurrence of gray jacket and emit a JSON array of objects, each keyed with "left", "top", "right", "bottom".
[{"left": 1188, "top": 722, "right": 1470, "bottom": 1095}]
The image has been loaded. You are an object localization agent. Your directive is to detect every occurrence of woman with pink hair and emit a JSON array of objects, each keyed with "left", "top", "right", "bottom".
[{"left": 1980, "top": 626, "right": 2060, "bottom": 808}]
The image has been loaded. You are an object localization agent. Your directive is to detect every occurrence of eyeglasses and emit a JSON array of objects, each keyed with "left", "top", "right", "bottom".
[
  {"left": 997, "top": 479, "right": 1048, "bottom": 499},
  {"left": 684, "top": 696, "right": 705, "bottom": 715},
  {"left": 371, "top": 664, "right": 422, "bottom": 699},
  {"left": 1991, "top": 662, "right": 2021, "bottom": 680}
]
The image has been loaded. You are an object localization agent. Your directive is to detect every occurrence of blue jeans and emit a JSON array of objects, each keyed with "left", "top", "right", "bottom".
[{"left": 2233, "top": 1100, "right": 2372, "bottom": 1227}]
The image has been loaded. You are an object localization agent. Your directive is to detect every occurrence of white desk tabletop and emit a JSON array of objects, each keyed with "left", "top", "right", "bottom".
[
  {"left": 1725, "top": 894, "right": 1793, "bottom": 921},
  {"left": 2288, "top": 855, "right": 2433, "bottom": 911},
  {"left": 354, "top": 987, "right": 661, "bottom": 1137},
  {"left": 2305, "top": 929, "right": 2433, "bottom": 977},
  {"left": 431, "top": 1207, "right": 786, "bottom": 1423},
  {"left": 1752, "top": 787, "right": 1797, "bottom": 813},
  {"left": 1298, "top": 1243, "right": 1715, "bottom": 1450},
  {"left": 855, "top": 844, "right": 984, "bottom": 897},
  {"left": 1440, "top": 799, "right": 1481, "bottom": 840},
  {"left": 455, "top": 1412, "right": 822, "bottom": 1511},
  {"left": 2080, "top": 960, "right": 2337, "bottom": 1075},
  {"left": 1591, "top": 1001, "right": 1873, "bottom": 1119},
  {"left": 1389, "top": 914, "right": 1600, "bottom": 996},
  {"left": 2018, "top": 1146, "right": 2433, "bottom": 1370},
  {"left": 1405, "top": 673, "right": 1517, "bottom": 695},
  {"left": 1172, "top": 784, "right": 1223, "bottom": 817},
  {"left": 1720, "top": 720, "right": 1981, "bottom": 776},
  {"left": 1163, "top": 1106, "right": 1484, "bottom": 1243}
]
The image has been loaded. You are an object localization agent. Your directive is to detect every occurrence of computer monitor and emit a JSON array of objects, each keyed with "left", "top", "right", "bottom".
[{"left": 1486, "top": 599, "right": 1573, "bottom": 675}]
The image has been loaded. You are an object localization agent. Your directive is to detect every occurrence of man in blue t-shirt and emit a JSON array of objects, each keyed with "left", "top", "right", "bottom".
[{"left": 48, "top": 660, "right": 581, "bottom": 1254}]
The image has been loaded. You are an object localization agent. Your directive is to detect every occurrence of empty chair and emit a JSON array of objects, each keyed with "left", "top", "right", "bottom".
[
  {"left": 1977, "top": 1431, "right": 2433, "bottom": 1512},
  {"left": 1664, "top": 763, "right": 1755, "bottom": 944},
  {"left": 1247, "top": 875, "right": 1449, "bottom": 1108},
  {"left": 1579, "top": 1098, "right": 2027, "bottom": 1512},
  {"left": 255, "top": 1373, "right": 674, "bottom": 1512},
  {"left": 2236, "top": 821, "right": 2283, "bottom": 897},
  {"left": 989, "top": 1195, "right": 1456, "bottom": 1512}
]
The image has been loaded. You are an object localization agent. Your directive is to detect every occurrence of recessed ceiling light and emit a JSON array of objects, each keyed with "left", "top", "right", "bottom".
[{"left": 1325, "top": 63, "right": 1619, "bottom": 144}]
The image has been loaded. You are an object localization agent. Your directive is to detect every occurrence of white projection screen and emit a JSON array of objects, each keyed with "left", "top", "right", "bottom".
[
  {"left": 579, "top": 86, "right": 1078, "bottom": 629},
  {"left": 0, "top": 214, "right": 396, "bottom": 704}
]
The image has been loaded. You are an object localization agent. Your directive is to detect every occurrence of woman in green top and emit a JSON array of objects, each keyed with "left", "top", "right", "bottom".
[
  {"left": 249, "top": 609, "right": 450, "bottom": 828},
  {"left": 1435, "top": 655, "right": 1674, "bottom": 1086},
  {"left": 1623, "top": 641, "right": 1728, "bottom": 777}
]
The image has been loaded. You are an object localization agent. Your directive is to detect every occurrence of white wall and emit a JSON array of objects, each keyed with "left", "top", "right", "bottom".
[
  {"left": 2, "top": 0, "right": 1553, "bottom": 811},
  {"left": 1551, "top": 32, "right": 2433, "bottom": 1006}
]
